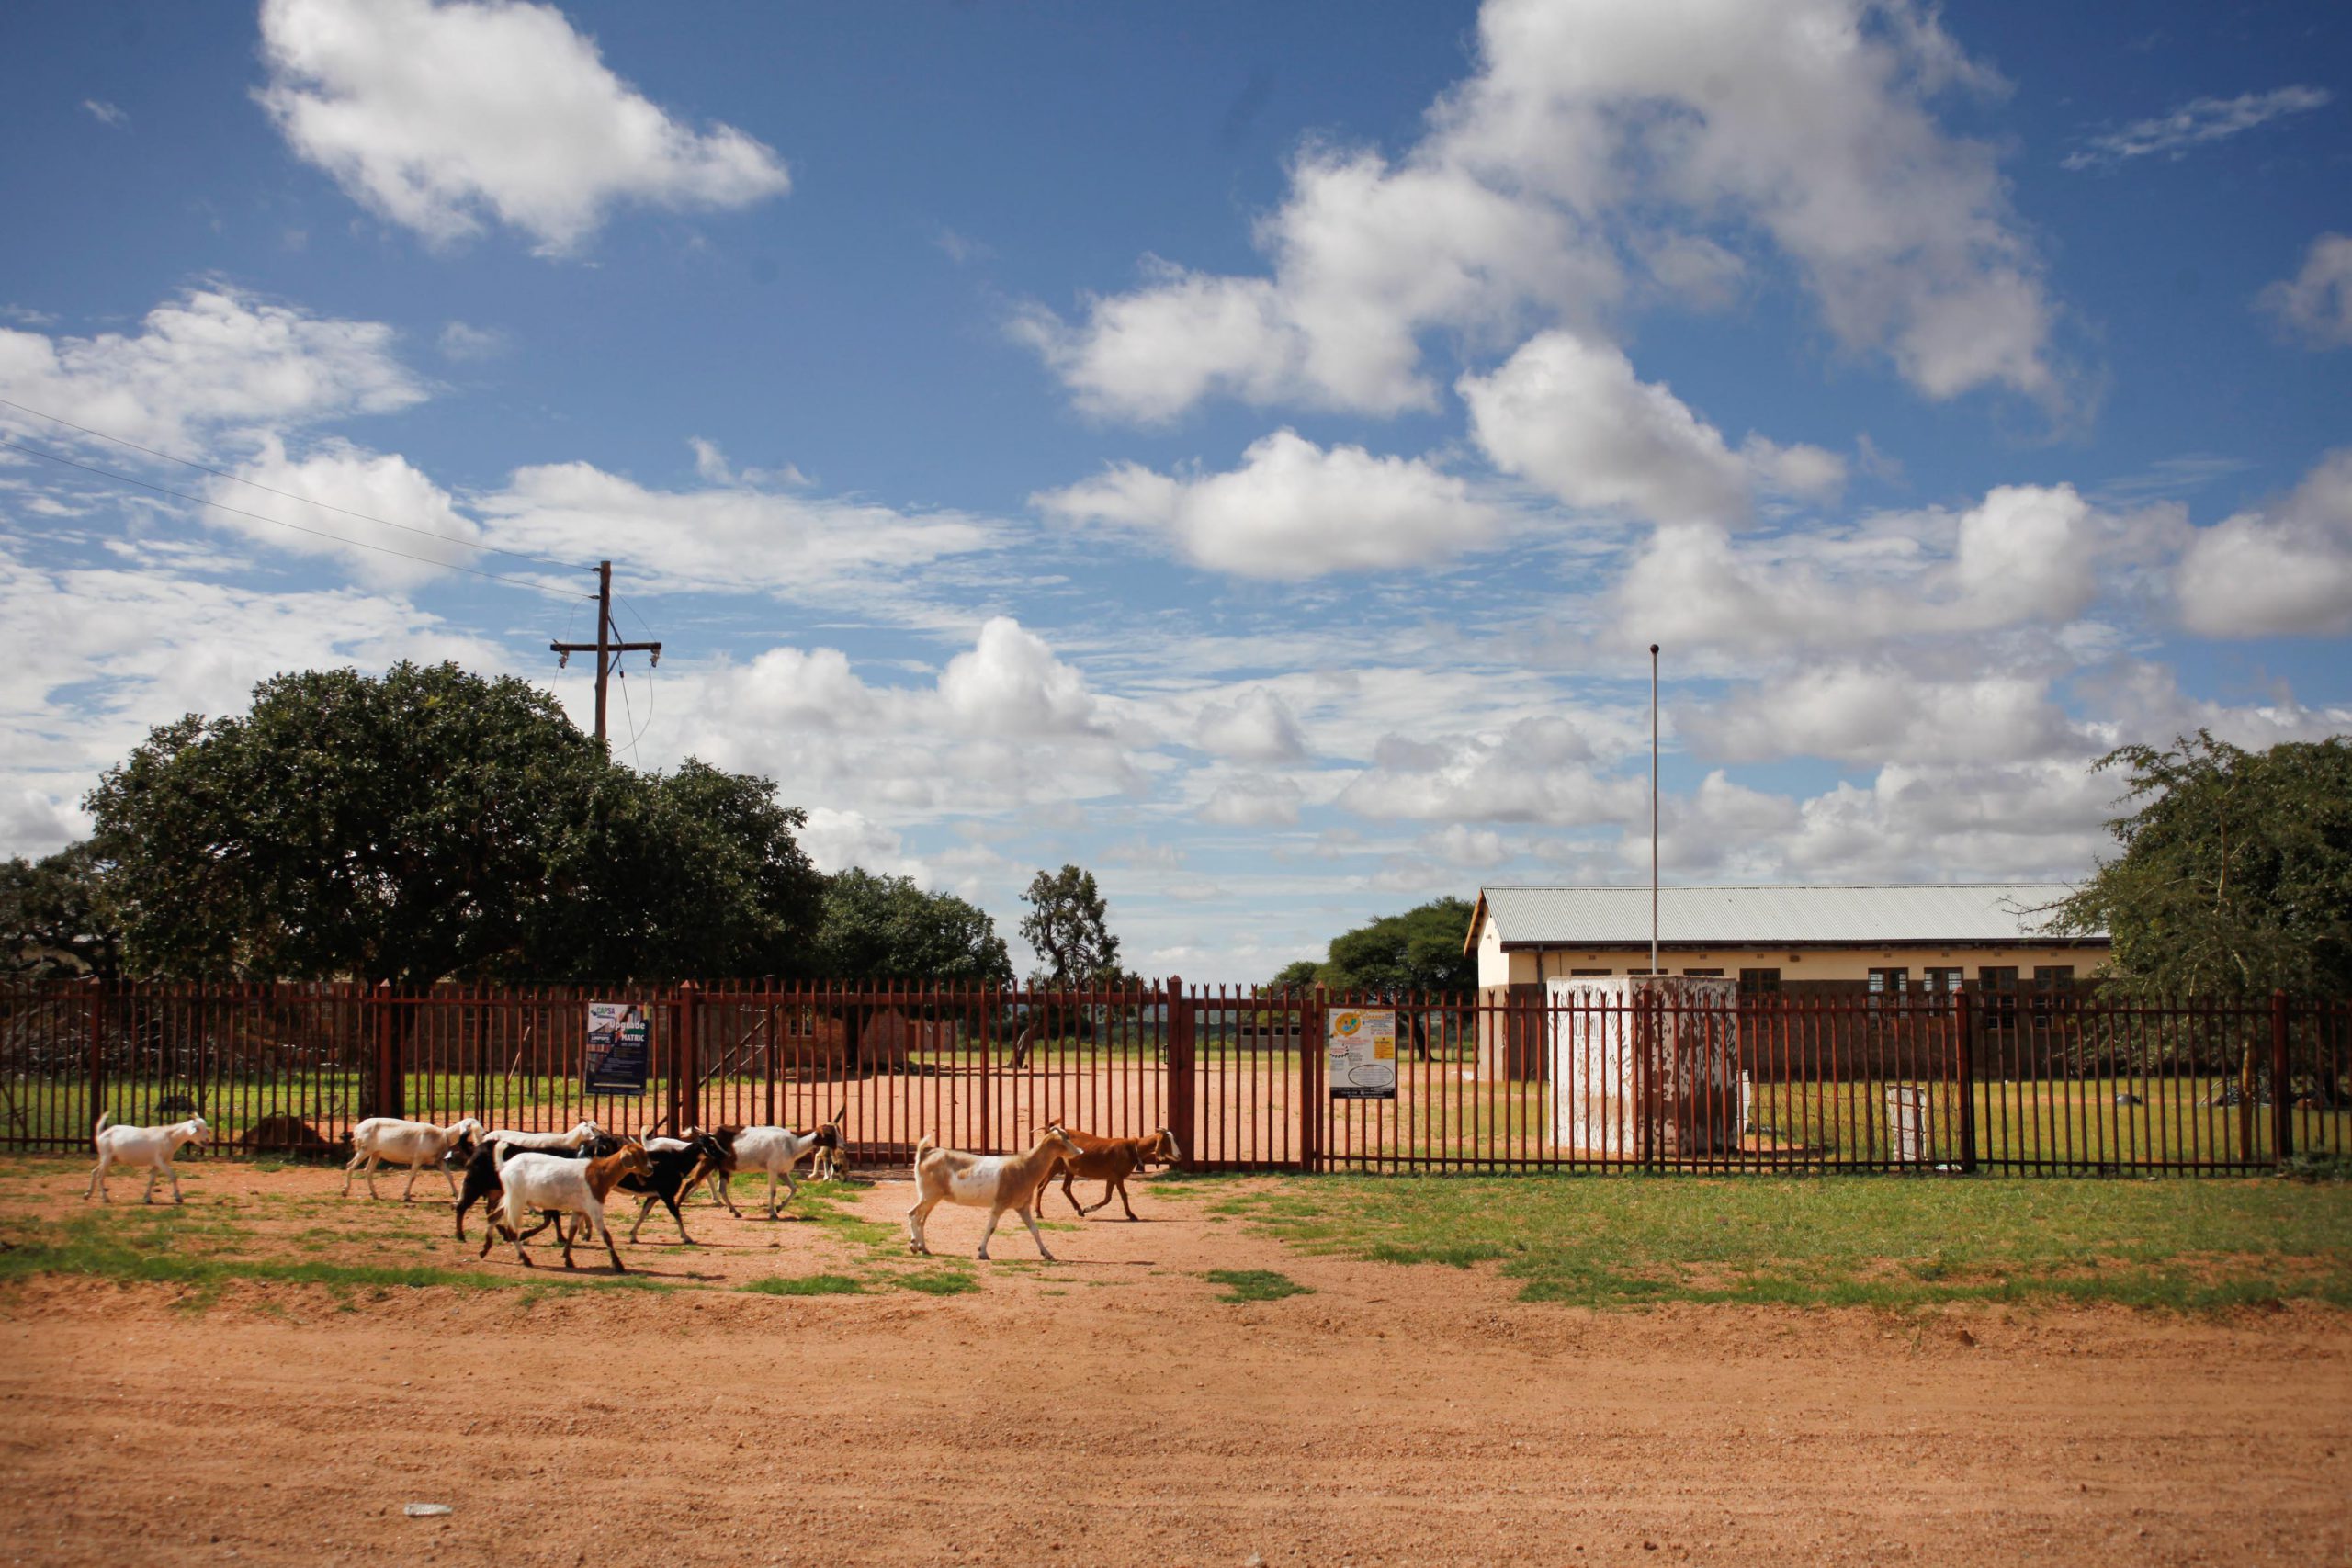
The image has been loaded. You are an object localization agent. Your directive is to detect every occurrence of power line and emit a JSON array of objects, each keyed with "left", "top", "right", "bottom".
[
  {"left": 0, "top": 435, "right": 591, "bottom": 601},
  {"left": 0, "top": 394, "right": 587, "bottom": 574}
]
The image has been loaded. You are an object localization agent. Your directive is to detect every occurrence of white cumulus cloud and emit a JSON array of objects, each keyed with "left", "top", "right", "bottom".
[
  {"left": 257, "top": 0, "right": 790, "bottom": 254},
  {"left": 2259, "top": 233, "right": 2352, "bottom": 350},
  {"left": 1021, "top": 0, "right": 2057, "bottom": 419},
  {"left": 0, "top": 286, "right": 425, "bottom": 450},
  {"left": 1459, "top": 330, "right": 1843, "bottom": 526},
  {"left": 1035, "top": 429, "right": 1500, "bottom": 579},
  {"left": 2176, "top": 449, "right": 2352, "bottom": 637}
]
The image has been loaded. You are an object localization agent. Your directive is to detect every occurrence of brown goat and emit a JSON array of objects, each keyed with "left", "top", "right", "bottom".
[{"left": 1033, "top": 1126, "right": 1182, "bottom": 1221}]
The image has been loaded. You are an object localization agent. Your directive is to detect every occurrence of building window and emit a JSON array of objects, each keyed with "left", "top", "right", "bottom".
[
  {"left": 1682, "top": 968, "right": 1724, "bottom": 977},
  {"left": 1868, "top": 967, "right": 1909, "bottom": 998},
  {"left": 1922, "top": 967, "right": 1963, "bottom": 996},
  {"left": 1978, "top": 966, "right": 2018, "bottom": 1027},
  {"left": 1569, "top": 968, "right": 1612, "bottom": 976},
  {"left": 2032, "top": 964, "right": 2075, "bottom": 1022},
  {"left": 1738, "top": 968, "right": 1781, "bottom": 994}
]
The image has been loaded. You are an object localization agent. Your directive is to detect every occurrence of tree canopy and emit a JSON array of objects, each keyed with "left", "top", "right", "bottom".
[
  {"left": 2051, "top": 732, "right": 2352, "bottom": 997},
  {"left": 0, "top": 843, "right": 120, "bottom": 979},
  {"left": 1019, "top": 863, "right": 1124, "bottom": 986},
  {"left": 83, "top": 660, "right": 823, "bottom": 985},
  {"left": 814, "top": 868, "right": 1012, "bottom": 985},
  {"left": 1273, "top": 896, "right": 1478, "bottom": 996}
]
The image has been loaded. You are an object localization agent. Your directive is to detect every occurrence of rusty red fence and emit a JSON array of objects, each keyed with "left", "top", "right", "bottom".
[{"left": 2, "top": 978, "right": 2345, "bottom": 1175}]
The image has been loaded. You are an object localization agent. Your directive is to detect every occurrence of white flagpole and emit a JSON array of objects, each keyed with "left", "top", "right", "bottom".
[{"left": 1650, "top": 642, "right": 1659, "bottom": 978}]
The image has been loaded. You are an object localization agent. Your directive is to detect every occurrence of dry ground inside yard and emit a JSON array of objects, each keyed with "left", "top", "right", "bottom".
[{"left": 0, "top": 1157, "right": 2346, "bottom": 1567}]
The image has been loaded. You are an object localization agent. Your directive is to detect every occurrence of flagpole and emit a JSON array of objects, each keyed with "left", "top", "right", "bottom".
[{"left": 1650, "top": 642, "right": 1659, "bottom": 978}]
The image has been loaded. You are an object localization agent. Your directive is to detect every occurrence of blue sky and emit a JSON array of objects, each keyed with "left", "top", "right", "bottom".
[{"left": 2, "top": 0, "right": 2347, "bottom": 983}]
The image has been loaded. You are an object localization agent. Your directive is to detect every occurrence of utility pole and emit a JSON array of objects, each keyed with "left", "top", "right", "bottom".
[{"left": 548, "top": 560, "right": 662, "bottom": 748}]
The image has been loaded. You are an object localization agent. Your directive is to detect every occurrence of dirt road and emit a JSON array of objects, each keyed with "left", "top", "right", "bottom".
[{"left": 2, "top": 1163, "right": 2346, "bottom": 1566}]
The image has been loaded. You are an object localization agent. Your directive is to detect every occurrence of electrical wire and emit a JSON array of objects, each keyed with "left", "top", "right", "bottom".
[
  {"left": 0, "top": 394, "right": 586, "bottom": 573},
  {"left": 614, "top": 652, "right": 647, "bottom": 768},
  {"left": 0, "top": 435, "right": 592, "bottom": 602}
]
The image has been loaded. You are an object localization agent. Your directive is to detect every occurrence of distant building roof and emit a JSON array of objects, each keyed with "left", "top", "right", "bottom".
[{"left": 1467, "top": 884, "right": 2103, "bottom": 953}]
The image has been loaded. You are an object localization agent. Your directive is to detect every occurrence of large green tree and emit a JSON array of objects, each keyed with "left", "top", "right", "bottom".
[
  {"left": 527, "top": 759, "right": 826, "bottom": 983},
  {"left": 813, "top": 868, "right": 1012, "bottom": 984},
  {"left": 1018, "top": 863, "right": 1124, "bottom": 987},
  {"left": 84, "top": 660, "right": 822, "bottom": 984},
  {"left": 1321, "top": 896, "right": 1479, "bottom": 996},
  {"left": 2051, "top": 732, "right": 2352, "bottom": 997},
  {"left": 0, "top": 843, "right": 121, "bottom": 979}
]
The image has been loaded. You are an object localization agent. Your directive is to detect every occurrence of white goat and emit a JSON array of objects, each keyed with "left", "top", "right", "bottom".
[
  {"left": 907, "top": 1124, "right": 1084, "bottom": 1261},
  {"left": 481, "top": 1119, "right": 603, "bottom": 1154},
  {"left": 483, "top": 1141, "right": 650, "bottom": 1272},
  {"left": 701, "top": 1117, "right": 845, "bottom": 1220},
  {"left": 85, "top": 1113, "right": 209, "bottom": 1204},
  {"left": 342, "top": 1116, "right": 485, "bottom": 1201}
]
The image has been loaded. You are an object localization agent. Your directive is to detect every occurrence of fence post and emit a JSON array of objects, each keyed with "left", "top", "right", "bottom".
[
  {"left": 85, "top": 982, "right": 106, "bottom": 1138},
  {"left": 1953, "top": 985, "right": 1977, "bottom": 1175},
  {"left": 675, "top": 981, "right": 700, "bottom": 1134},
  {"left": 373, "top": 980, "right": 401, "bottom": 1122},
  {"left": 1164, "top": 977, "right": 1194, "bottom": 1169},
  {"left": 1297, "top": 988, "right": 1321, "bottom": 1173},
  {"left": 2271, "top": 989, "right": 2293, "bottom": 1164}
]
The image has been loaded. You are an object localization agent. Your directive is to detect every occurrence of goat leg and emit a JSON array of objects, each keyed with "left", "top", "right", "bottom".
[{"left": 1116, "top": 1177, "right": 1139, "bottom": 1221}]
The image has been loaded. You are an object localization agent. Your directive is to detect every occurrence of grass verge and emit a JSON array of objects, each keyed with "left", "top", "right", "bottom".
[
  {"left": 1204, "top": 1268, "right": 1312, "bottom": 1303},
  {"left": 741, "top": 1272, "right": 865, "bottom": 1296},
  {"left": 1202, "top": 1173, "right": 2352, "bottom": 1311}
]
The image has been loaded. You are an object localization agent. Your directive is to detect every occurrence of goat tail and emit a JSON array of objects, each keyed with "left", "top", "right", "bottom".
[
  {"left": 492, "top": 1140, "right": 511, "bottom": 1178},
  {"left": 913, "top": 1133, "right": 935, "bottom": 1170},
  {"left": 94, "top": 1111, "right": 112, "bottom": 1137}
]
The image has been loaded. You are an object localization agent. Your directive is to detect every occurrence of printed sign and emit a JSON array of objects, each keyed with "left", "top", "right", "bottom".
[
  {"left": 585, "top": 1002, "right": 650, "bottom": 1096},
  {"left": 1327, "top": 1007, "right": 1397, "bottom": 1100}
]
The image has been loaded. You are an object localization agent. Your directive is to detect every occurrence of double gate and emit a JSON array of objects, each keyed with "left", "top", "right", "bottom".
[{"left": 3, "top": 979, "right": 2346, "bottom": 1174}]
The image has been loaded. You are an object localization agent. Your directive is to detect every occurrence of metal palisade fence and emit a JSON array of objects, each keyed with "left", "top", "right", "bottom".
[{"left": 1, "top": 978, "right": 2346, "bottom": 1175}]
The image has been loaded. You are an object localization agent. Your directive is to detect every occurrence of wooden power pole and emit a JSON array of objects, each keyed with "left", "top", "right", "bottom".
[{"left": 548, "top": 560, "right": 662, "bottom": 748}]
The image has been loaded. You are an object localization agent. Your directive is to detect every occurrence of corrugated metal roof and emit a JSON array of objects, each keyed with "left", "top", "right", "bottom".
[{"left": 1474, "top": 884, "right": 2098, "bottom": 947}]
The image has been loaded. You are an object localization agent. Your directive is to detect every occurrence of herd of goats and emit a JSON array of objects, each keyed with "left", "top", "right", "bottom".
[{"left": 81, "top": 1110, "right": 1186, "bottom": 1272}]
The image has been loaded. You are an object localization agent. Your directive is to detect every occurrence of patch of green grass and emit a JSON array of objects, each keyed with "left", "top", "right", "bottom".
[
  {"left": 0, "top": 1212, "right": 663, "bottom": 1301},
  {"left": 741, "top": 1273, "right": 865, "bottom": 1296},
  {"left": 1204, "top": 1268, "right": 1312, "bottom": 1303},
  {"left": 1206, "top": 1173, "right": 2352, "bottom": 1312},
  {"left": 895, "top": 1270, "right": 980, "bottom": 1296}
]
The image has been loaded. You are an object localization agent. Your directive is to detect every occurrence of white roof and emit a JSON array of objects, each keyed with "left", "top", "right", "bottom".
[{"left": 1472, "top": 884, "right": 2099, "bottom": 949}]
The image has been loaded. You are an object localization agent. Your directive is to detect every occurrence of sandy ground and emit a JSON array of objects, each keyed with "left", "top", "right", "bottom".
[{"left": 1, "top": 1160, "right": 2347, "bottom": 1567}]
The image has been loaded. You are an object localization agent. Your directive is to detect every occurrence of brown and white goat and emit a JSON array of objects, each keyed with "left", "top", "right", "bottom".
[
  {"left": 906, "top": 1124, "right": 1083, "bottom": 1261},
  {"left": 481, "top": 1140, "right": 652, "bottom": 1272},
  {"left": 1033, "top": 1126, "right": 1182, "bottom": 1221},
  {"left": 695, "top": 1111, "right": 845, "bottom": 1220}
]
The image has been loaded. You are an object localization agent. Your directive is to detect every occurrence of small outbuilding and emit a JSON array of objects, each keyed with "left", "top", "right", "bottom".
[{"left": 1468, "top": 883, "right": 2108, "bottom": 1080}]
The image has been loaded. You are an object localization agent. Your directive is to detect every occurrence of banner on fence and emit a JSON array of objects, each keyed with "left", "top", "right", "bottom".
[
  {"left": 1328, "top": 1007, "right": 1396, "bottom": 1100},
  {"left": 585, "top": 1002, "right": 650, "bottom": 1095}
]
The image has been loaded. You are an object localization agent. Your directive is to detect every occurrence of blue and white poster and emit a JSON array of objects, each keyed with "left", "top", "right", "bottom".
[{"left": 585, "top": 1002, "right": 650, "bottom": 1095}]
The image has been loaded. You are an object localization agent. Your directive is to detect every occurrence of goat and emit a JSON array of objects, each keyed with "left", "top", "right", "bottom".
[
  {"left": 808, "top": 1107, "right": 850, "bottom": 1181},
  {"left": 1034, "top": 1126, "right": 1182, "bottom": 1221},
  {"left": 344, "top": 1116, "right": 484, "bottom": 1202},
  {"left": 483, "top": 1119, "right": 604, "bottom": 1153},
  {"left": 907, "top": 1124, "right": 1083, "bottom": 1261},
  {"left": 453, "top": 1125, "right": 621, "bottom": 1241},
  {"left": 620, "top": 1132, "right": 729, "bottom": 1245},
  {"left": 85, "top": 1112, "right": 209, "bottom": 1204},
  {"left": 698, "top": 1112, "right": 845, "bottom": 1221},
  {"left": 342, "top": 1116, "right": 484, "bottom": 1201},
  {"left": 481, "top": 1140, "right": 652, "bottom": 1272}
]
